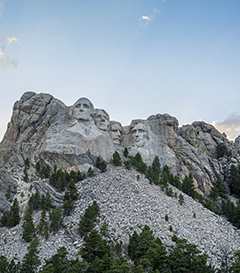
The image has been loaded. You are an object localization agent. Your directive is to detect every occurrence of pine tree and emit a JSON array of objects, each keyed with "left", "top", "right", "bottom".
[
  {"left": 123, "top": 147, "right": 129, "bottom": 157},
  {"left": 80, "top": 229, "right": 111, "bottom": 263},
  {"left": 87, "top": 167, "right": 94, "bottom": 177},
  {"left": 7, "top": 198, "right": 20, "bottom": 227},
  {"left": 178, "top": 193, "right": 185, "bottom": 205},
  {"left": 45, "top": 192, "right": 52, "bottom": 210},
  {"left": 108, "top": 256, "right": 131, "bottom": 273},
  {"left": 5, "top": 185, "right": 11, "bottom": 200},
  {"left": 50, "top": 207, "right": 63, "bottom": 232},
  {"left": 96, "top": 156, "right": 107, "bottom": 172},
  {"left": 40, "top": 246, "right": 70, "bottom": 273},
  {"left": 182, "top": 173, "right": 195, "bottom": 197},
  {"left": 23, "top": 167, "right": 29, "bottom": 182},
  {"left": 22, "top": 212, "right": 35, "bottom": 242},
  {"left": 112, "top": 151, "right": 122, "bottom": 166},
  {"left": 78, "top": 201, "right": 100, "bottom": 236},
  {"left": 20, "top": 237, "right": 41, "bottom": 273}
]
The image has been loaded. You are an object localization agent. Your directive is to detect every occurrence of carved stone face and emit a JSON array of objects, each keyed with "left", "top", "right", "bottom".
[
  {"left": 110, "top": 121, "right": 122, "bottom": 145},
  {"left": 131, "top": 123, "right": 147, "bottom": 147},
  {"left": 73, "top": 98, "right": 94, "bottom": 122},
  {"left": 94, "top": 109, "right": 109, "bottom": 131}
]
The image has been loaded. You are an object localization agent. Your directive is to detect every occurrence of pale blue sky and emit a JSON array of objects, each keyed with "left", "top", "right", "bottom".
[{"left": 1, "top": 0, "right": 240, "bottom": 140}]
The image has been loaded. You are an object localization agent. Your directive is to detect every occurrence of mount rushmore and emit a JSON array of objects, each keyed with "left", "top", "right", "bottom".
[{"left": 1, "top": 91, "right": 240, "bottom": 196}]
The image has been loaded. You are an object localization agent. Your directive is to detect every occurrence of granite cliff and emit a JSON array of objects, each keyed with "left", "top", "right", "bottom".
[
  {"left": 1, "top": 91, "right": 240, "bottom": 269},
  {"left": 0, "top": 91, "right": 239, "bottom": 197}
]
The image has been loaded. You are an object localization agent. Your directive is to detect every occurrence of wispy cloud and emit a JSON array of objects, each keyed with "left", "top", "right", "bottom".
[
  {"left": 212, "top": 114, "right": 240, "bottom": 141},
  {"left": 139, "top": 16, "right": 150, "bottom": 21},
  {"left": 0, "top": 2, "right": 4, "bottom": 17},
  {"left": 0, "top": 36, "right": 20, "bottom": 69},
  {"left": 163, "top": 0, "right": 166, "bottom": 3},
  {"left": 139, "top": 8, "right": 161, "bottom": 28},
  {"left": 7, "top": 37, "right": 18, "bottom": 44}
]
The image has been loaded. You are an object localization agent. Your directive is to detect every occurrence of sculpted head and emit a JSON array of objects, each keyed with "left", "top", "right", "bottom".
[
  {"left": 72, "top": 97, "right": 95, "bottom": 123},
  {"left": 110, "top": 121, "right": 122, "bottom": 145},
  {"left": 94, "top": 109, "right": 110, "bottom": 131},
  {"left": 131, "top": 122, "right": 148, "bottom": 147}
]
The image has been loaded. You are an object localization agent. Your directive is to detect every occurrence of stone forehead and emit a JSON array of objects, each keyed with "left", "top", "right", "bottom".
[
  {"left": 110, "top": 121, "right": 122, "bottom": 130},
  {"left": 131, "top": 123, "right": 146, "bottom": 130},
  {"left": 74, "top": 97, "right": 94, "bottom": 109},
  {"left": 95, "top": 109, "right": 109, "bottom": 120}
]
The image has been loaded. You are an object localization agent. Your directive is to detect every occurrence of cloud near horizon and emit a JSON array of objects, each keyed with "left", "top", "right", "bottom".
[
  {"left": 212, "top": 114, "right": 240, "bottom": 141},
  {"left": 0, "top": 36, "right": 19, "bottom": 69}
]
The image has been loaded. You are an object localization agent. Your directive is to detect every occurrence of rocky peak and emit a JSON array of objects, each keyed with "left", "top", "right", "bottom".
[{"left": 0, "top": 91, "right": 240, "bottom": 195}]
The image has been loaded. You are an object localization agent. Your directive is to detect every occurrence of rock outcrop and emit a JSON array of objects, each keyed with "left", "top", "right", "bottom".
[{"left": 1, "top": 91, "right": 240, "bottom": 197}]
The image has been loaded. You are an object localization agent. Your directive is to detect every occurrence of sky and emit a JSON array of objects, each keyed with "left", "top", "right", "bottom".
[{"left": 1, "top": 0, "right": 240, "bottom": 141}]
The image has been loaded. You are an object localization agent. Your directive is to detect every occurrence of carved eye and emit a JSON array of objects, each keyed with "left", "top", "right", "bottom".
[
  {"left": 75, "top": 104, "right": 81, "bottom": 108},
  {"left": 83, "top": 104, "right": 89, "bottom": 109}
]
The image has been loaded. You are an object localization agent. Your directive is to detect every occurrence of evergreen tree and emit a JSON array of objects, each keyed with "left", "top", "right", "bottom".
[
  {"left": 128, "top": 225, "right": 155, "bottom": 265},
  {"left": 178, "top": 193, "right": 185, "bottom": 205},
  {"left": 68, "top": 259, "right": 87, "bottom": 273},
  {"left": 20, "top": 237, "right": 41, "bottom": 273},
  {"left": 0, "top": 212, "right": 8, "bottom": 226},
  {"left": 50, "top": 207, "right": 63, "bottom": 232},
  {"left": 40, "top": 246, "right": 70, "bottom": 273},
  {"left": 79, "top": 201, "right": 100, "bottom": 236},
  {"left": 216, "top": 143, "right": 228, "bottom": 159},
  {"left": 230, "top": 250, "right": 240, "bottom": 273},
  {"left": 96, "top": 157, "right": 107, "bottom": 172},
  {"left": 25, "top": 158, "right": 30, "bottom": 168},
  {"left": 160, "top": 171, "right": 168, "bottom": 187},
  {"left": 7, "top": 198, "right": 20, "bottom": 227},
  {"left": 80, "top": 229, "right": 111, "bottom": 263},
  {"left": 62, "top": 197, "right": 75, "bottom": 216},
  {"left": 67, "top": 179, "right": 79, "bottom": 200},
  {"left": 182, "top": 173, "right": 195, "bottom": 197},
  {"left": 45, "top": 192, "right": 52, "bottom": 210},
  {"left": 23, "top": 167, "right": 29, "bottom": 182},
  {"left": 100, "top": 221, "right": 109, "bottom": 237},
  {"left": 108, "top": 256, "right": 131, "bottom": 273},
  {"left": 124, "top": 160, "right": 131, "bottom": 169},
  {"left": 229, "top": 164, "right": 240, "bottom": 197},
  {"left": 22, "top": 212, "right": 35, "bottom": 242},
  {"left": 87, "top": 167, "right": 94, "bottom": 177},
  {"left": 145, "top": 238, "right": 167, "bottom": 272},
  {"left": 43, "top": 223, "right": 49, "bottom": 239},
  {"left": 112, "top": 151, "right": 122, "bottom": 166},
  {"left": 123, "top": 147, "right": 129, "bottom": 157},
  {"left": 210, "top": 177, "right": 227, "bottom": 199},
  {"left": 133, "top": 153, "right": 147, "bottom": 173},
  {"left": 0, "top": 255, "right": 9, "bottom": 272},
  {"left": 35, "top": 161, "right": 41, "bottom": 175},
  {"left": 37, "top": 209, "right": 46, "bottom": 235},
  {"left": 5, "top": 185, "right": 11, "bottom": 200}
]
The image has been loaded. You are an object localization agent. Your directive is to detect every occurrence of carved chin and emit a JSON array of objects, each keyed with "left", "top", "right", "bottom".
[
  {"left": 75, "top": 114, "right": 91, "bottom": 121},
  {"left": 113, "top": 139, "right": 121, "bottom": 145},
  {"left": 135, "top": 140, "right": 145, "bottom": 147},
  {"left": 97, "top": 123, "right": 108, "bottom": 131}
]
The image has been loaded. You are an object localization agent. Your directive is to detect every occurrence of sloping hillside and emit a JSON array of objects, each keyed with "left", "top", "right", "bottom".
[{"left": 0, "top": 165, "right": 239, "bottom": 268}]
